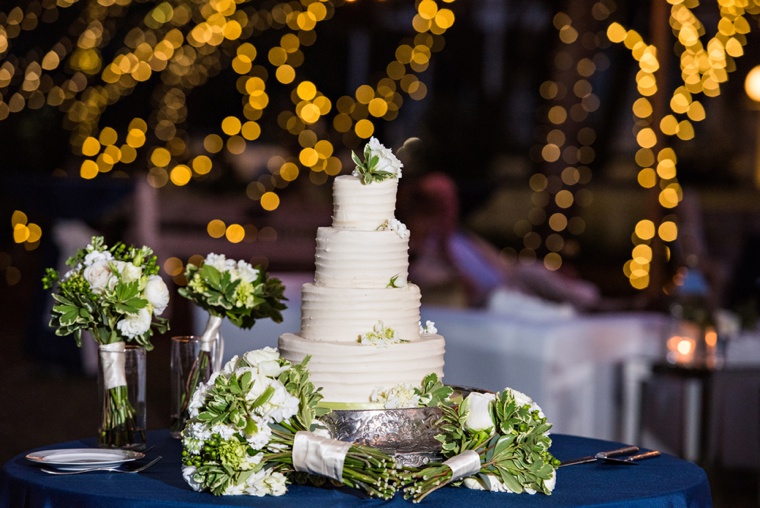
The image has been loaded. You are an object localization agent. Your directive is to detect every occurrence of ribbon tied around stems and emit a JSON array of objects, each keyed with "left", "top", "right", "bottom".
[
  {"left": 99, "top": 341, "right": 127, "bottom": 390},
  {"left": 443, "top": 450, "right": 482, "bottom": 482},
  {"left": 200, "top": 315, "right": 223, "bottom": 353},
  {"left": 292, "top": 431, "right": 353, "bottom": 482}
]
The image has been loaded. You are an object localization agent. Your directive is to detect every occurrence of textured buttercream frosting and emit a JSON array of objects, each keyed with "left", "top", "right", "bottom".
[
  {"left": 332, "top": 175, "right": 398, "bottom": 230},
  {"left": 279, "top": 333, "right": 445, "bottom": 403},
  {"left": 300, "top": 283, "right": 422, "bottom": 342},
  {"left": 315, "top": 227, "right": 409, "bottom": 288},
  {"left": 278, "top": 173, "right": 445, "bottom": 404}
]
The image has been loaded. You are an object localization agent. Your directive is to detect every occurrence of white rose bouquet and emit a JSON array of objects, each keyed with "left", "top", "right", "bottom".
[
  {"left": 181, "top": 348, "right": 397, "bottom": 499},
  {"left": 174, "top": 254, "right": 286, "bottom": 434},
  {"left": 399, "top": 378, "right": 558, "bottom": 502},
  {"left": 351, "top": 137, "right": 403, "bottom": 184},
  {"left": 42, "top": 235, "right": 170, "bottom": 447}
]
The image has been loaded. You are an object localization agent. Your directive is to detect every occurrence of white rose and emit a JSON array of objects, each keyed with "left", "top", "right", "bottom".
[
  {"left": 111, "top": 260, "right": 142, "bottom": 283},
  {"left": 221, "top": 356, "right": 241, "bottom": 374},
  {"left": 83, "top": 250, "right": 113, "bottom": 267},
  {"left": 234, "top": 259, "right": 259, "bottom": 283},
  {"left": 367, "top": 137, "right": 403, "bottom": 178},
  {"left": 243, "top": 348, "right": 286, "bottom": 377},
  {"left": 507, "top": 388, "right": 545, "bottom": 419},
  {"left": 84, "top": 260, "right": 116, "bottom": 294},
  {"left": 144, "top": 275, "right": 170, "bottom": 315},
  {"left": 463, "top": 474, "right": 514, "bottom": 493},
  {"left": 116, "top": 307, "right": 152, "bottom": 338},
  {"left": 204, "top": 253, "right": 235, "bottom": 273},
  {"left": 464, "top": 392, "right": 496, "bottom": 432}
]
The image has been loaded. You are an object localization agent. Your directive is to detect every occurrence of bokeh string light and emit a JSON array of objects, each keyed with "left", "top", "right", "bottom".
[
  {"left": 607, "top": 0, "right": 760, "bottom": 290},
  {"left": 0, "top": 0, "right": 456, "bottom": 258},
  {"left": 523, "top": 3, "right": 612, "bottom": 273}
]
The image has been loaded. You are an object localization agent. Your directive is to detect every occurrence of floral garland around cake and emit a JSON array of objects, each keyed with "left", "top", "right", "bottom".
[{"left": 351, "top": 136, "right": 403, "bottom": 184}]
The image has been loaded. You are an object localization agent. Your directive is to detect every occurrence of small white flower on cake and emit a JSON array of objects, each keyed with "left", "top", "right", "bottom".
[
  {"left": 387, "top": 274, "right": 407, "bottom": 288},
  {"left": 370, "top": 382, "right": 421, "bottom": 409},
  {"left": 351, "top": 137, "right": 403, "bottom": 184},
  {"left": 419, "top": 320, "right": 437, "bottom": 334},
  {"left": 377, "top": 219, "right": 410, "bottom": 239},
  {"left": 358, "top": 321, "right": 405, "bottom": 346}
]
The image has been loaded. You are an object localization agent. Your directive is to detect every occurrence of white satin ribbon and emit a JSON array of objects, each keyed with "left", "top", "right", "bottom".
[
  {"left": 200, "top": 315, "right": 223, "bottom": 353},
  {"left": 292, "top": 431, "right": 353, "bottom": 482},
  {"left": 99, "top": 342, "right": 127, "bottom": 390},
  {"left": 444, "top": 450, "right": 481, "bottom": 482}
]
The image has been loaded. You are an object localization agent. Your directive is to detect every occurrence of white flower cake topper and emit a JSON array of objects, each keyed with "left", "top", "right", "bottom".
[{"left": 351, "top": 137, "right": 403, "bottom": 184}]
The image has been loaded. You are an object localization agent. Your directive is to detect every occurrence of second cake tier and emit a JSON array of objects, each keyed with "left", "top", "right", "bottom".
[{"left": 300, "top": 283, "right": 422, "bottom": 342}]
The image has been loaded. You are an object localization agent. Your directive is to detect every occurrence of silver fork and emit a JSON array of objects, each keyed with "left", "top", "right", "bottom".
[{"left": 41, "top": 455, "right": 162, "bottom": 475}]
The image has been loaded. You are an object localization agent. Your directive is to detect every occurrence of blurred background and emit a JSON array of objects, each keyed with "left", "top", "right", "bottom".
[{"left": 2, "top": 0, "right": 760, "bottom": 504}]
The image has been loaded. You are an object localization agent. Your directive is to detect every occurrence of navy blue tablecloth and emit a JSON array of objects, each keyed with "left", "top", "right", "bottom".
[{"left": 1, "top": 430, "right": 711, "bottom": 507}]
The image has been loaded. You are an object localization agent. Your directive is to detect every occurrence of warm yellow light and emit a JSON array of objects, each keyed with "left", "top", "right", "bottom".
[
  {"left": 207, "top": 219, "right": 226, "bottom": 238},
  {"left": 226, "top": 224, "right": 245, "bottom": 243},
  {"left": 745, "top": 65, "right": 760, "bottom": 102},
  {"left": 260, "top": 191, "right": 280, "bottom": 211}
]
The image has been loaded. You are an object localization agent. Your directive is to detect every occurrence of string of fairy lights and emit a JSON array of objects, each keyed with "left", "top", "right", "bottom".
[
  {"left": 607, "top": 0, "right": 760, "bottom": 290},
  {"left": 520, "top": 4, "right": 611, "bottom": 273},
  {"left": 4, "top": 0, "right": 760, "bottom": 294},
  {"left": 3, "top": 0, "right": 456, "bottom": 260}
]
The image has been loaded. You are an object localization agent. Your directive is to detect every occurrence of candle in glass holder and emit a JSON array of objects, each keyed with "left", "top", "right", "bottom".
[{"left": 666, "top": 335, "right": 696, "bottom": 365}]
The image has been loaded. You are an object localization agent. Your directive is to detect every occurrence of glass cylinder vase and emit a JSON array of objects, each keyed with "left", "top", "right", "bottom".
[
  {"left": 169, "top": 335, "right": 219, "bottom": 438},
  {"left": 170, "top": 336, "right": 213, "bottom": 437},
  {"left": 97, "top": 343, "right": 147, "bottom": 449}
]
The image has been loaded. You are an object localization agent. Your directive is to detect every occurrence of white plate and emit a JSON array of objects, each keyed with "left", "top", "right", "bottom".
[{"left": 26, "top": 448, "right": 145, "bottom": 471}]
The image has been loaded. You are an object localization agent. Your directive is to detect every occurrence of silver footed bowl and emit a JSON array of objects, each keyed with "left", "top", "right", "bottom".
[
  {"left": 320, "top": 386, "right": 482, "bottom": 467},
  {"left": 321, "top": 406, "right": 443, "bottom": 467}
]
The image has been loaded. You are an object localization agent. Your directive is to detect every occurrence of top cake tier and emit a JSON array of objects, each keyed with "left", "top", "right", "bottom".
[{"left": 332, "top": 175, "right": 398, "bottom": 230}]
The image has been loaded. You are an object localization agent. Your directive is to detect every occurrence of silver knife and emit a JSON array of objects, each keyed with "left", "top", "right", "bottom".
[{"left": 558, "top": 445, "right": 640, "bottom": 467}]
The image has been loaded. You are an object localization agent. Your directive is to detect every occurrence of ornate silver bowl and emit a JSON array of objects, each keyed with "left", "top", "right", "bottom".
[{"left": 321, "top": 406, "right": 443, "bottom": 467}]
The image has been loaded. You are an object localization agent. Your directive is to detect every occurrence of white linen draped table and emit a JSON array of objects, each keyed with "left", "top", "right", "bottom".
[{"left": 419, "top": 306, "right": 669, "bottom": 441}]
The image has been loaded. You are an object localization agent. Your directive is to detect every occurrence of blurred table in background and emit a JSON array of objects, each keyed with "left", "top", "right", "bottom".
[{"left": 634, "top": 334, "right": 760, "bottom": 468}]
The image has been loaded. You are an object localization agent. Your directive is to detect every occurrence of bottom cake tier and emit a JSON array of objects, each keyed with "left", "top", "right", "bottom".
[{"left": 278, "top": 332, "right": 445, "bottom": 404}]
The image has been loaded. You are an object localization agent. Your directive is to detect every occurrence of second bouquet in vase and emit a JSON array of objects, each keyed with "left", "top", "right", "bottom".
[
  {"left": 43, "top": 236, "right": 170, "bottom": 449},
  {"left": 174, "top": 253, "right": 286, "bottom": 435}
]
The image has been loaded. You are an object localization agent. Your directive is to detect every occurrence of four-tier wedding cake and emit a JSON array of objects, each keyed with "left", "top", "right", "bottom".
[{"left": 278, "top": 138, "right": 445, "bottom": 405}]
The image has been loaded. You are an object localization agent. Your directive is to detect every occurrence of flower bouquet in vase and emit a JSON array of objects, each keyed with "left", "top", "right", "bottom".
[
  {"left": 174, "top": 254, "right": 286, "bottom": 435},
  {"left": 42, "top": 236, "right": 170, "bottom": 448}
]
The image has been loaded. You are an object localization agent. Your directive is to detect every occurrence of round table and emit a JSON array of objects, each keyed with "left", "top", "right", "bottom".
[{"left": 1, "top": 430, "right": 711, "bottom": 507}]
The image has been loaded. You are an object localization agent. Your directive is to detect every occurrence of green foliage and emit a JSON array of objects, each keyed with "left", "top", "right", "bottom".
[
  {"left": 42, "top": 235, "right": 168, "bottom": 349},
  {"left": 179, "top": 261, "right": 287, "bottom": 329},
  {"left": 401, "top": 387, "right": 558, "bottom": 501},
  {"left": 351, "top": 144, "right": 396, "bottom": 184},
  {"left": 415, "top": 373, "right": 454, "bottom": 408},
  {"left": 276, "top": 356, "right": 330, "bottom": 432}
]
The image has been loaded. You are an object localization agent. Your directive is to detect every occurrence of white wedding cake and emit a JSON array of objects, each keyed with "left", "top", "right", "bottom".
[{"left": 279, "top": 139, "right": 445, "bottom": 405}]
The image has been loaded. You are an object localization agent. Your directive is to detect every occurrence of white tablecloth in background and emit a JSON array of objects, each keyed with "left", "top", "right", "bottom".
[{"left": 420, "top": 307, "right": 668, "bottom": 440}]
